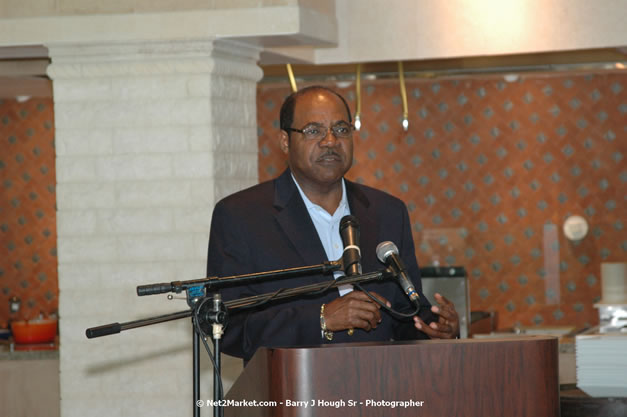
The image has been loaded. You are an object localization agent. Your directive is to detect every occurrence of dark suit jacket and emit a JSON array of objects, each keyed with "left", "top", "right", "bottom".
[{"left": 207, "top": 169, "right": 436, "bottom": 361}]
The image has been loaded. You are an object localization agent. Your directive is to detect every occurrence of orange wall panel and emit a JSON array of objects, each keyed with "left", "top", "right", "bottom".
[{"left": 0, "top": 98, "right": 57, "bottom": 325}]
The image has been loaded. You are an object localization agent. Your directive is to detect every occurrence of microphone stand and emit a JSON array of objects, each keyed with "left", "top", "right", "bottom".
[
  {"left": 136, "top": 261, "right": 341, "bottom": 296},
  {"left": 196, "top": 293, "right": 227, "bottom": 417},
  {"left": 89, "top": 261, "right": 342, "bottom": 337},
  {"left": 86, "top": 268, "right": 392, "bottom": 337},
  {"left": 134, "top": 261, "right": 341, "bottom": 417},
  {"left": 86, "top": 263, "right": 392, "bottom": 417},
  {"left": 188, "top": 287, "right": 204, "bottom": 417}
]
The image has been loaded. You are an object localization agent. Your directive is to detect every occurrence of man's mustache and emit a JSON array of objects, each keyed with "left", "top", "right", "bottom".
[{"left": 316, "top": 150, "right": 342, "bottom": 161}]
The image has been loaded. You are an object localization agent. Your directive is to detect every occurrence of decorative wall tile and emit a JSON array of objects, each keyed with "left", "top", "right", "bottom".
[{"left": 0, "top": 98, "right": 57, "bottom": 325}]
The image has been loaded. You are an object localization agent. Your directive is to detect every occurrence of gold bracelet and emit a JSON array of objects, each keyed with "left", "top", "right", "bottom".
[{"left": 320, "top": 304, "right": 333, "bottom": 341}]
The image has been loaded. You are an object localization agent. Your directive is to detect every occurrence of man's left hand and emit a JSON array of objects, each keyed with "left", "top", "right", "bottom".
[{"left": 413, "top": 293, "right": 460, "bottom": 339}]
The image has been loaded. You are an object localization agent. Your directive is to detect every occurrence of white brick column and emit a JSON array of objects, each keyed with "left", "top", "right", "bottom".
[{"left": 47, "top": 39, "right": 262, "bottom": 417}]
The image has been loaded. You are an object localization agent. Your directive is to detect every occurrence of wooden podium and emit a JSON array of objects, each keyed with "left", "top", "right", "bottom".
[{"left": 225, "top": 336, "right": 559, "bottom": 417}]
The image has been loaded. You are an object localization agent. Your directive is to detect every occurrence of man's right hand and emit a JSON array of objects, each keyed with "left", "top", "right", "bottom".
[{"left": 323, "top": 291, "right": 391, "bottom": 332}]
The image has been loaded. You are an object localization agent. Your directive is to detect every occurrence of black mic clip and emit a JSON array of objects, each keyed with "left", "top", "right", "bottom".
[{"left": 197, "top": 293, "right": 228, "bottom": 339}]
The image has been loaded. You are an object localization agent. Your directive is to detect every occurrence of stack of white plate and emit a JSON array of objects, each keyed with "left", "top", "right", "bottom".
[{"left": 576, "top": 331, "right": 627, "bottom": 397}]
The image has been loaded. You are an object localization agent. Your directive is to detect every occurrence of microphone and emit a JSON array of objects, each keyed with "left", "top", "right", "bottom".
[
  {"left": 339, "top": 215, "right": 362, "bottom": 276},
  {"left": 376, "top": 241, "right": 420, "bottom": 307}
]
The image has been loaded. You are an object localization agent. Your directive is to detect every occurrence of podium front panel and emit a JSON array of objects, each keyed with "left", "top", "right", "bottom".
[{"left": 225, "top": 336, "right": 559, "bottom": 417}]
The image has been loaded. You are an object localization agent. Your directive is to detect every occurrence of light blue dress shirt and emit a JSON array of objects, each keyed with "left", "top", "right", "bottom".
[{"left": 292, "top": 174, "right": 354, "bottom": 295}]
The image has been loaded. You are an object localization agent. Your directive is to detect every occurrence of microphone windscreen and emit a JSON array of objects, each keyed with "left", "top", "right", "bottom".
[
  {"left": 376, "top": 241, "right": 398, "bottom": 263},
  {"left": 340, "top": 215, "right": 359, "bottom": 231}
]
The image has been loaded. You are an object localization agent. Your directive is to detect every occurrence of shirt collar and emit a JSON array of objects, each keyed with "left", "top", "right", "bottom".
[{"left": 291, "top": 174, "right": 348, "bottom": 217}]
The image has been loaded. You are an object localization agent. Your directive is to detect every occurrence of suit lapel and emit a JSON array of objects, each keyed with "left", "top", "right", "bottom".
[{"left": 273, "top": 170, "right": 329, "bottom": 267}]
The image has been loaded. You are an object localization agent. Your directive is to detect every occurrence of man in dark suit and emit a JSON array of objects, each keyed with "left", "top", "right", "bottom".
[{"left": 207, "top": 86, "right": 459, "bottom": 362}]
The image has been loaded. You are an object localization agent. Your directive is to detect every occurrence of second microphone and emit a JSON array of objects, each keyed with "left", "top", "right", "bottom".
[{"left": 339, "top": 215, "right": 362, "bottom": 276}]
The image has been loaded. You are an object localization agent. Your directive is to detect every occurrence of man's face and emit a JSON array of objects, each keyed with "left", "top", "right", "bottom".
[{"left": 280, "top": 90, "right": 353, "bottom": 189}]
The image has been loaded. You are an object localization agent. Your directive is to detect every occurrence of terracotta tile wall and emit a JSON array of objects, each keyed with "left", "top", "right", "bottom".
[
  {"left": 257, "top": 72, "right": 626, "bottom": 330},
  {"left": 0, "top": 97, "right": 57, "bottom": 325}
]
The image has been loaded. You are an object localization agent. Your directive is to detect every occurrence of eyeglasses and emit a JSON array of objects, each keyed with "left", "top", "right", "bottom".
[{"left": 285, "top": 122, "right": 354, "bottom": 140}]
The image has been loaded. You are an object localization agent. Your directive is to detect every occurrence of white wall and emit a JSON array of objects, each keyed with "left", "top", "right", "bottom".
[{"left": 271, "top": 0, "right": 627, "bottom": 64}]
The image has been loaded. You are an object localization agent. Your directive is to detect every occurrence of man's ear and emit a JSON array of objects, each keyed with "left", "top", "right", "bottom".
[{"left": 279, "top": 130, "right": 289, "bottom": 154}]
